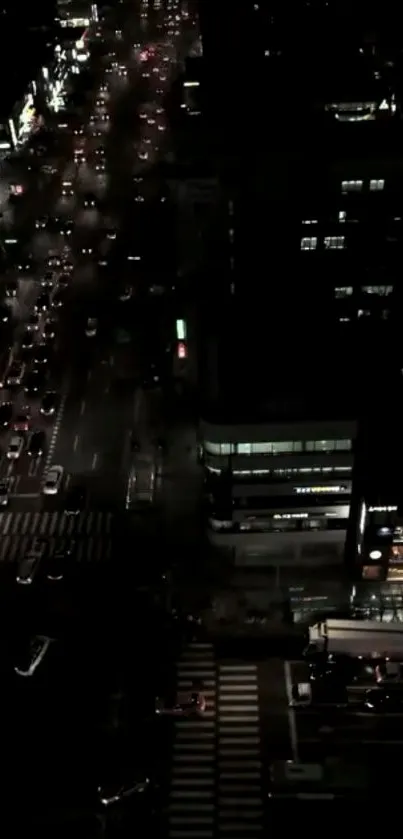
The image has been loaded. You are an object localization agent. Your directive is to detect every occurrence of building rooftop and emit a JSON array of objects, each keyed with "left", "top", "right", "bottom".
[
  {"left": 0, "top": 28, "right": 55, "bottom": 120},
  {"left": 200, "top": 303, "right": 370, "bottom": 425}
]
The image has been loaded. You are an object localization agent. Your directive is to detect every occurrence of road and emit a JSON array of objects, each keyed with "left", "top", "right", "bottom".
[{"left": 0, "top": 0, "right": 196, "bottom": 537}]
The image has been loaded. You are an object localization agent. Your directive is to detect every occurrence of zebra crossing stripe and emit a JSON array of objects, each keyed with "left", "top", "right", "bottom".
[
  {"left": 0, "top": 512, "right": 115, "bottom": 563},
  {"left": 170, "top": 643, "right": 216, "bottom": 838},
  {"left": 217, "top": 662, "right": 263, "bottom": 837}
]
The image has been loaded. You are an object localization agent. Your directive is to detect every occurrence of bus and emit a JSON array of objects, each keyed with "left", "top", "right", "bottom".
[{"left": 307, "top": 618, "right": 403, "bottom": 658}]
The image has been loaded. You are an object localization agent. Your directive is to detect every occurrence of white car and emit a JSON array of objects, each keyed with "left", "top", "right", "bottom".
[
  {"left": 7, "top": 436, "right": 24, "bottom": 459},
  {"left": 119, "top": 286, "right": 132, "bottom": 302},
  {"left": 85, "top": 317, "right": 98, "bottom": 337},
  {"left": 14, "top": 636, "right": 52, "bottom": 677},
  {"left": 43, "top": 465, "right": 64, "bottom": 495}
]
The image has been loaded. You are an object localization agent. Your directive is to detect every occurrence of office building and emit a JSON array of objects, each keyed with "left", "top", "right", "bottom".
[{"left": 56, "top": 0, "right": 98, "bottom": 28}]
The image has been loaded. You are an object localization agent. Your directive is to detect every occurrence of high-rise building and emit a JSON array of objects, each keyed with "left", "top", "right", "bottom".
[{"left": 196, "top": 0, "right": 403, "bottom": 592}]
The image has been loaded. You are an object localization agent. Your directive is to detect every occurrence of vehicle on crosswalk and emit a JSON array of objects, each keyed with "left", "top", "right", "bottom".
[
  {"left": 43, "top": 465, "right": 64, "bottom": 495},
  {"left": 16, "top": 539, "right": 47, "bottom": 584},
  {"left": 14, "top": 635, "right": 52, "bottom": 677},
  {"left": 98, "top": 776, "right": 151, "bottom": 808},
  {"left": 64, "top": 485, "right": 86, "bottom": 515},
  {"left": 155, "top": 690, "right": 206, "bottom": 716}
]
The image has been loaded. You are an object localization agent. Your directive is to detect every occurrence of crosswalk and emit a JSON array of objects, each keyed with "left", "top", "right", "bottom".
[
  {"left": 168, "top": 647, "right": 264, "bottom": 839},
  {"left": 0, "top": 511, "right": 114, "bottom": 563},
  {"left": 169, "top": 642, "right": 216, "bottom": 839},
  {"left": 217, "top": 663, "right": 264, "bottom": 837}
]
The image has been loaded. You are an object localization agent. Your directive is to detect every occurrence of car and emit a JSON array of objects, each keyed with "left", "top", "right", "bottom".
[
  {"left": 33, "top": 344, "right": 49, "bottom": 365},
  {"left": 155, "top": 690, "right": 206, "bottom": 716},
  {"left": 60, "top": 220, "right": 74, "bottom": 237},
  {"left": 27, "top": 313, "right": 40, "bottom": 331},
  {"left": 21, "top": 329, "right": 34, "bottom": 350},
  {"left": 0, "top": 480, "right": 10, "bottom": 506},
  {"left": 40, "top": 390, "right": 58, "bottom": 416},
  {"left": 51, "top": 287, "right": 66, "bottom": 309},
  {"left": 46, "top": 255, "right": 61, "bottom": 269},
  {"left": 95, "top": 147, "right": 105, "bottom": 157},
  {"left": 41, "top": 272, "right": 55, "bottom": 290},
  {"left": 28, "top": 431, "right": 46, "bottom": 457},
  {"left": 13, "top": 409, "right": 30, "bottom": 432},
  {"left": 95, "top": 162, "right": 106, "bottom": 172},
  {"left": 62, "top": 258, "right": 74, "bottom": 273},
  {"left": 5, "top": 279, "right": 17, "bottom": 298},
  {"left": 119, "top": 286, "right": 132, "bottom": 302},
  {"left": 138, "top": 150, "right": 148, "bottom": 161},
  {"left": 364, "top": 687, "right": 403, "bottom": 712},
  {"left": 14, "top": 636, "right": 52, "bottom": 677},
  {"left": 98, "top": 777, "right": 151, "bottom": 808},
  {"left": 0, "top": 305, "right": 10, "bottom": 324},
  {"left": 0, "top": 402, "right": 12, "bottom": 427},
  {"left": 17, "top": 257, "right": 35, "bottom": 274},
  {"left": 74, "top": 127, "right": 84, "bottom": 135},
  {"left": 24, "top": 369, "right": 46, "bottom": 395},
  {"left": 7, "top": 435, "right": 24, "bottom": 459},
  {"left": 105, "top": 228, "right": 116, "bottom": 240},
  {"left": 35, "top": 292, "right": 50, "bottom": 313},
  {"left": 5, "top": 361, "right": 25, "bottom": 387},
  {"left": 61, "top": 180, "right": 74, "bottom": 196},
  {"left": 16, "top": 539, "right": 46, "bottom": 584},
  {"left": 85, "top": 317, "right": 98, "bottom": 337},
  {"left": 134, "top": 195, "right": 144, "bottom": 203},
  {"left": 81, "top": 246, "right": 93, "bottom": 256},
  {"left": 83, "top": 193, "right": 97, "bottom": 209},
  {"left": 64, "top": 485, "right": 86, "bottom": 515},
  {"left": 43, "top": 319, "right": 57, "bottom": 341},
  {"left": 57, "top": 275, "right": 70, "bottom": 290},
  {"left": 42, "top": 465, "right": 64, "bottom": 495},
  {"left": 35, "top": 216, "right": 48, "bottom": 230}
]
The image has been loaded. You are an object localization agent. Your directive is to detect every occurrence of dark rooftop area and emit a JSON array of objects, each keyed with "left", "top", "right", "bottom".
[
  {"left": 0, "top": 26, "right": 56, "bottom": 119},
  {"left": 200, "top": 301, "right": 399, "bottom": 425}
]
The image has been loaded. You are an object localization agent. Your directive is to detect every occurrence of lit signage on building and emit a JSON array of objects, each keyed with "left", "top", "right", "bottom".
[
  {"left": 368, "top": 506, "right": 397, "bottom": 512},
  {"left": 294, "top": 485, "right": 348, "bottom": 494},
  {"left": 60, "top": 17, "right": 90, "bottom": 27}
]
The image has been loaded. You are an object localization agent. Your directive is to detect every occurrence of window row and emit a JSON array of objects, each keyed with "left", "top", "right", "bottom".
[
  {"left": 341, "top": 179, "right": 385, "bottom": 193},
  {"left": 334, "top": 285, "right": 394, "bottom": 298},
  {"left": 204, "top": 439, "right": 353, "bottom": 456},
  {"left": 301, "top": 236, "right": 345, "bottom": 251}
]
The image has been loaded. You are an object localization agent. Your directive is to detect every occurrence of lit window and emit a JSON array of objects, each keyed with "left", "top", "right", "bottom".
[
  {"left": 334, "top": 286, "right": 353, "bottom": 298},
  {"left": 361, "top": 285, "right": 393, "bottom": 296},
  {"left": 204, "top": 442, "right": 234, "bottom": 456},
  {"left": 251, "top": 443, "right": 273, "bottom": 454},
  {"left": 341, "top": 180, "right": 363, "bottom": 193},
  {"left": 301, "top": 237, "right": 317, "bottom": 251},
  {"left": 237, "top": 443, "right": 252, "bottom": 455},
  {"left": 324, "top": 236, "right": 345, "bottom": 250},
  {"left": 302, "top": 219, "right": 318, "bottom": 225},
  {"left": 305, "top": 439, "right": 352, "bottom": 452},
  {"left": 370, "top": 179, "right": 385, "bottom": 191},
  {"left": 338, "top": 211, "right": 346, "bottom": 223}
]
